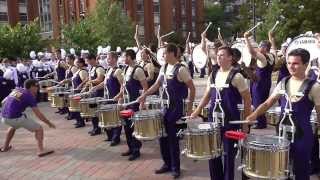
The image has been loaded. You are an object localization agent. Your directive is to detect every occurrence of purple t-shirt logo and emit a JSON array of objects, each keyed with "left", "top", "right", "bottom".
[{"left": 1, "top": 88, "right": 37, "bottom": 119}]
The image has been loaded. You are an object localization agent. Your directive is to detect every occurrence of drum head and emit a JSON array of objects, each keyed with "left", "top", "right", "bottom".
[
  {"left": 192, "top": 45, "right": 207, "bottom": 69},
  {"left": 157, "top": 48, "right": 166, "bottom": 66},
  {"left": 286, "top": 35, "right": 320, "bottom": 61},
  {"left": 133, "top": 110, "right": 162, "bottom": 119},
  {"left": 231, "top": 39, "right": 252, "bottom": 67},
  {"left": 187, "top": 122, "right": 215, "bottom": 133},
  {"left": 244, "top": 134, "right": 290, "bottom": 151}
]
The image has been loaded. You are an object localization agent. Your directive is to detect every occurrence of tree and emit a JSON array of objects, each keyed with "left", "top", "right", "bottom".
[
  {"left": 93, "top": 0, "right": 135, "bottom": 50},
  {"left": 204, "top": 3, "right": 228, "bottom": 41},
  {"left": 258, "top": 0, "right": 320, "bottom": 44},
  {"left": 62, "top": 17, "right": 102, "bottom": 54},
  {"left": 0, "top": 19, "right": 45, "bottom": 58}
]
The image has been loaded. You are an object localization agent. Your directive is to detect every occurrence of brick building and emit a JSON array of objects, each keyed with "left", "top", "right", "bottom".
[
  {"left": 120, "top": 0, "right": 204, "bottom": 43},
  {"left": 0, "top": 0, "right": 204, "bottom": 43}
]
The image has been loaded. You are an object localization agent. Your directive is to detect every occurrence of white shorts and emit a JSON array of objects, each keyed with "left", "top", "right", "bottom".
[{"left": 2, "top": 113, "right": 41, "bottom": 131}]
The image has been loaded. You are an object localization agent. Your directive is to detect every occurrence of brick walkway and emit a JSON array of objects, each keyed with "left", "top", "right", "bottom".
[{"left": 0, "top": 77, "right": 319, "bottom": 180}]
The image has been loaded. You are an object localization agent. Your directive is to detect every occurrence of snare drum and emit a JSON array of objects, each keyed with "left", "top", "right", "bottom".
[
  {"left": 69, "top": 94, "right": 81, "bottom": 112},
  {"left": 97, "top": 104, "right": 121, "bottom": 128},
  {"left": 79, "top": 97, "right": 104, "bottom": 118},
  {"left": 51, "top": 91, "right": 71, "bottom": 108},
  {"left": 242, "top": 134, "right": 290, "bottom": 179},
  {"left": 47, "top": 87, "right": 66, "bottom": 101},
  {"left": 193, "top": 100, "right": 209, "bottom": 119},
  {"left": 266, "top": 107, "right": 281, "bottom": 126},
  {"left": 183, "top": 122, "right": 221, "bottom": 160},
  {"left": 145, "top": 97, "right": 162, "bottom": 110},
  {"left": 132, "top": 110, "right": 164, "bottom": 140}
]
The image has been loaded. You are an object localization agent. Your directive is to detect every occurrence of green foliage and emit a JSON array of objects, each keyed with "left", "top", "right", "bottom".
[
  {"left": 204, "top": 3, "right": 228, "bottom": 40},
  {"left": 0, "top": 19, "right": 45, "bottom": 59},
  {"left": 62, "top": 16, "right": 102, "bottom": 54},
  {"left": 62, "top": 0, "right": 134, "bottom": 54},
  {"left": 258, "top": 0, "right": 320, "bottom": 44}
]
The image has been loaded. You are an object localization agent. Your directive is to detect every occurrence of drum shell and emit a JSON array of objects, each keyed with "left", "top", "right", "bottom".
[
  {"left": 132, "top": 110, "right": 164, "bottom": 140},
  {"left": 242, "top": 135, "right": 290, "bottom": 179},
  {"left": 79, "top": 97, "right": 106, "bottom": 118},
  {"left": 51, "top": 93, "right": 69, "bottom": 108},
  {"left": 98, "top": 106, "right": 121, "bottom": 128},
  {"left": 69, "top": 95, "right": 81, "bottom": 112},
  {"left": 183, "top": 125, "right": 221, "bottom": 160}
]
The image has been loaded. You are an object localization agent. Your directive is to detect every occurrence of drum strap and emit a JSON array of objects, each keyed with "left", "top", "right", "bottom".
[
  {"left": 124, "top": 65, "right": 143, "bottom": 80},
  {"left": 210, "top": 67, "right": 239, "bottom": 85}
]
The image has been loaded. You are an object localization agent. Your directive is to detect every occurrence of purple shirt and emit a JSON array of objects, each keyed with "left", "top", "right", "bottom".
[{"left": 1, "top": 88, "right": 37, "bottom": 118}]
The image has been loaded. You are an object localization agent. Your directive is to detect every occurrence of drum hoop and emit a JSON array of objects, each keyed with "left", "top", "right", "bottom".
[{"left": 244, "top": 135, "right": 290, "bottom": 151}]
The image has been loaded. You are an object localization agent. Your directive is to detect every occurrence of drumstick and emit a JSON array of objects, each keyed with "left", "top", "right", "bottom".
[
  {"left": 186, "top": 32, "right": 191, "bottom": 41},
  {"left": 247, "top": 22, "right": 263, "bottom": 33},
  {"left": 160, "top": 31, "right": 175, "bottom": 39},
  {"left": 121, "top": 100, "right": 139, "bottom": 108},
  {"left": 203, "top": 22, "right": 212, "bottom": 34},
  {"left": 218, "top": 27, "right": 221, "bottom": 36},
  {"left": 270, "top": 20, "right": 280, "bottom": 32},
  {"left": 229, "top": 120, "right": 257, "bottom": 124}
]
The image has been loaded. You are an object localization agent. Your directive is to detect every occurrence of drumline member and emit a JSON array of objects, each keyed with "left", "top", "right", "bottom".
[
  {"left": 1, "top": 79, "right": 56, "bottom": 157},
  {"left": 56, "top": 55, "right": 78, "bottom": 120},
  {"left": 44, "top": 49, "right": 67, "bottom": 82},
  {"left": 1, "top": 58, "right": 18, "bottom": 101},
  {"left": 306, "top": 33, "right": 320, "bottom": 175},
  {"left": 244, "top": 31, "right": 275, "bottom": 129},
  {"left": 190, "top": 46, "right": 252, "bottom": 180},
  {"left": 82, "top": 53, "right": 105, "bottom": 136},
  {"left": 269, "top": 33, "right": 290, "bottom": 83},
  {"left": 185, "top": 36, "right": 194, "bottom": 79},
  {"left": 120, "top": 49, "right": 148, "bottom": 161},
  {"left": 247, "top": 48, "right": 320, "bottom": 180},
  {"left": 138, "top": 43, "right": 196, "bottom": 178},
  {"left": 72, "top": 58, "right": 89, "bottom": 128},
  {"left": 91, "top": 52, "right": 123, "bottom": 146},
  {"left": 16, "top": 59, "right": 31, "bottom": 88}
]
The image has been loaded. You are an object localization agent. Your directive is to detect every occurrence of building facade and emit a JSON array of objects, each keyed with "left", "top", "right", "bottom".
[
  {"left": 1, "top": 0, "right": 204, "bottom": 43},
  {"left": 120, "top": 0, "right": 204, "bottom": 43}
]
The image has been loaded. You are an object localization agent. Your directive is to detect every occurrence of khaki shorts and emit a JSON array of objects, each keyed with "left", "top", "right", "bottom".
[{"left": 2, "top": 114, "right": 41, "bottom": 131}]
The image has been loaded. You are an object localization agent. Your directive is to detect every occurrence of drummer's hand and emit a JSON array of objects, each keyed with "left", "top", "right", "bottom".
[
  {"left": 246, "top": 113, "right": 256, "bottom": 123},
  {"left": 244, "top": 31, "right": 252, "bottom": 39},
  {"left": 139, "top": 103, "right": 146, "bottom": 110},
  {"left": 190, "top": 111, "right": 199, "bottom": 119},
  {"left": 137, "top": 94, "right": 146, "bottom": 103}
]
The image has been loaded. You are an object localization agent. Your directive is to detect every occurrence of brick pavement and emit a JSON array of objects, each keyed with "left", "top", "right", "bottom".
[{"left": 0, "top": 77, "right": 319, "bottom": 180}]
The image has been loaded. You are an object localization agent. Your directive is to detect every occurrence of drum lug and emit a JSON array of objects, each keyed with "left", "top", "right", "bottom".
[
  {"left": 181, "top": 149, "right": 187, "bottom": 155},
  {"left": 237, "top": 164, "right": 246, "bottom": 171}
]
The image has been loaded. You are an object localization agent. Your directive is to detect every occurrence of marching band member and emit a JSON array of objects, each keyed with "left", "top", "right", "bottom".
[
  {"left": 191, "top": 46, "right": 252, "bottom": 180},
  {"left": 247, "top": 48, "right": 320, "bottom": 180},
  {"left": 1, "top": 79, "right": 56, "bottom": 157},
  {"left": 90, "top": 51, "right": 123, "bottom": 146},
  {"left": 82, "top": 53, "right": 105, "bottom": 136},
  {"left": 185, "top": 36, "right": 194, "bottom": 79},
  {"left": 2, "top": 58, "right": 18, "bottom": 100},
  {"left": 244, "top": 31, "right": 275, "bottom": 129},
  {"left": 121, "top": 49, "right": 148, "bottom": 161},
  {"left": 138, "top": 44, "right": 196, "bottom": 178},
  {"left": 134, "top": 27, "right": 160, "bottom": 89},
  {"left": 56, "top": 55, "right": 78, "bottom": 120},
  {"left": 16, "top": 59, "right": 30, "bottom": 87},
  {"left": 306, "top": 33, "right": 320, "bottom": 174},
  {"left": 44, "top": 49, "right": 67, "bottom": 82},
  {"left": 72, "top": 58, "right": 88, "bottom": 128}
]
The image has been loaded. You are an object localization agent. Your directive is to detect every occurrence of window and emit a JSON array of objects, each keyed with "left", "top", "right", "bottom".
[
  {"left": 0, "top": 12, "right": 8, "bottom": 22},
  {"left": 38, "top": 0, "right": 53, "bottom": 33},
  {"left": 19, "top": 13, "right": 27, "bottom": 21},
  {"left": 137, "top": 0, "right": 144, "bottom": 12}
]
